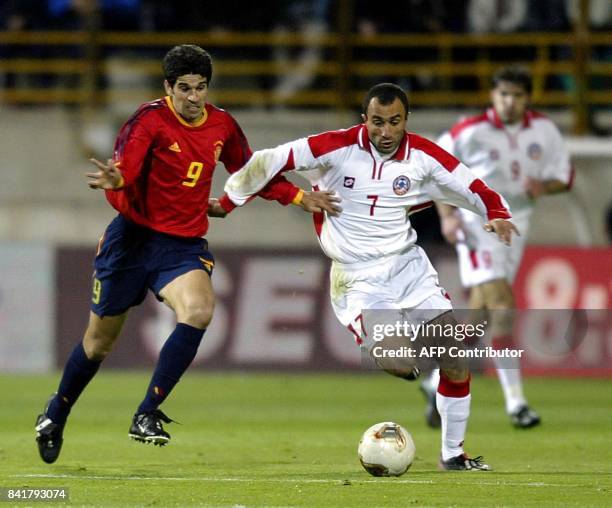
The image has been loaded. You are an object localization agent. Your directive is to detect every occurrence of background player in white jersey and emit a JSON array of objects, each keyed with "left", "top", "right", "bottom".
[
  {"left": 421, "top": 66, "right": 574, "bottom": 429},
  {"left": 214, "top": 83, "right": 520, "bottom": 471}
]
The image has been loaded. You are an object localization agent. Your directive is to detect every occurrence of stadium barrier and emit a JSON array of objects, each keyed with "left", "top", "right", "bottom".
[
  {"left": 1, "top": 30, "right": 612, "bottom": 133},
  {"left": 1, "top": 243, "right": 609, "bottom": 374},
  {"left": 48, "top": 245, "right": 611, "bottom": 376}
]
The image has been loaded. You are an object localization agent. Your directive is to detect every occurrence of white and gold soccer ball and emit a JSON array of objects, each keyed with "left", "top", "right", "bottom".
[{"left": 358, "top": 422, "right": 415, "bottom": 476}]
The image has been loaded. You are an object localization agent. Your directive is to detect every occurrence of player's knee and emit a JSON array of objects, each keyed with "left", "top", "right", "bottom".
[
  {"left": 440, "top": 367, "right": 469, "bottom": 382},
  {"left": 180, "top": 299, "right": 215, "bottom": 329},
  {"left": 481, "top": 284, "right": 514, "bottom": 310},
  {"left": 82, "top": 332, "right": 116, "bottom": 361},
  {"left": 371, "top": 338, "right": 419, "bottom": 379}
]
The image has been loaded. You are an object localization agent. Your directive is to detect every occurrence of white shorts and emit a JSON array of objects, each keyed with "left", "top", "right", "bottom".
[
  {"left": 329, "top": 246, "right": 453, "bottom": 349},
  {"left": 456, "top": 211, "right": 529, "bottom": 288}
]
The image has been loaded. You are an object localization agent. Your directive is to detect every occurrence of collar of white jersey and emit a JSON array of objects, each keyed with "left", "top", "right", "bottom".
[
  {"left": 486, "top": 107, "right": 533, "bottom": 130},
  {"left": 357, "top": 124, "right": 410, "bottom": 161}
]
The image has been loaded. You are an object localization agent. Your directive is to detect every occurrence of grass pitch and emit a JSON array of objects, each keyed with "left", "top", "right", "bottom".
[{"left": 1, "top": 372, "right": 610, "bottom": 507}]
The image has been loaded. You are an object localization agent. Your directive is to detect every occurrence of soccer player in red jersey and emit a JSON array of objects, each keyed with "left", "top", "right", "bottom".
[{"left": 34, "top": 44, "right": 340, "bottom": 464}]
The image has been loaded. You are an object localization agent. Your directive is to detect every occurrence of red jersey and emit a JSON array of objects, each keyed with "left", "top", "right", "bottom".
[{"left": 106, "top": 96, "right": 299, "bottom": 237}]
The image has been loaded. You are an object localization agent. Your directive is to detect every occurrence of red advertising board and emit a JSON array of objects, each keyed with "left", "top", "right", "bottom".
[
  {"left": 513, "top": 247, "right": 611, "bottom": 376},
  {"left": 514, "top": 247, "right": 611, "bottom": 310},
  {"left": 55, "top": 246, "right": 611, "bottom": 376}
]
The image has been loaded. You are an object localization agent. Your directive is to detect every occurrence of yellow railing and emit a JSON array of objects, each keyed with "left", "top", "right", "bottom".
[{"left": 1, "top": 30, "right": 611, "bottom": 133}]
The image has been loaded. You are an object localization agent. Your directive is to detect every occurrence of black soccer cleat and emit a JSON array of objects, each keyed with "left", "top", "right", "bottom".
[
  {"left": 35, "top": 395, "right": 65, "bottom": 464},
  {"left": 129, "top": 409, "right": 176, "bottom": 446},
  {"left": 420, "top": 385, "right": 441, "bottom": 429},
  {"left": 439, "top": 453, "right": 491, "bottom": 471},
  {"left": 510, "top": 405, "right": 541, "bottom": 429}
]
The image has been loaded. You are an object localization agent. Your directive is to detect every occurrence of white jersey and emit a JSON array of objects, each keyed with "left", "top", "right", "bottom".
[
  {"left": 437, "top": 107, "right": 574, "bottom": 219},
  {"left": 438, "top": 108, "right": 573, "bottom": 287},
  {"left": 224, "top": 124, "right": 511, "bottom": 265}
]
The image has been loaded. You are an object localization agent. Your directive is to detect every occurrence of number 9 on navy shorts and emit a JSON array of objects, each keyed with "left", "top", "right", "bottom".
[{"left": 91, "top": 214, "right": 214, "bottom": 317}]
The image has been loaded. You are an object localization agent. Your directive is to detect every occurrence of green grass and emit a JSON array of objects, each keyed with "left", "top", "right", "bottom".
[{"left": 1, "top": 372, "right": 611, "bottom": 507}]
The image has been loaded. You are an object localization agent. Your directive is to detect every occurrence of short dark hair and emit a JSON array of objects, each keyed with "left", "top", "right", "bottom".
[
  {"left": 162, "top": 45, "right": 213, "bottom": 87},
  {"left": 362, "top": 83, "right": 410, "bottom": 117},
  {"left": 492, "top": 65, "right": 532, "bottom": 94}
]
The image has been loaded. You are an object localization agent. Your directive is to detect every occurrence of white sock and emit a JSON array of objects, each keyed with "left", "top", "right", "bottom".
[
  {"left": 437, "top": 392, "right": 471, "bottom": 461},
  {"left": 494, "top": 356, "right": 527, "bottom": 414}
]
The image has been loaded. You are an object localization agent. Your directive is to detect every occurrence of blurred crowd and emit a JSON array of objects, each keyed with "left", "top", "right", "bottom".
[
  {"left": 1, "top": 0, "right": 611, "bottom": 134},
  {"left": 2, "top": 0, "right": 612, "bottom": 34}
]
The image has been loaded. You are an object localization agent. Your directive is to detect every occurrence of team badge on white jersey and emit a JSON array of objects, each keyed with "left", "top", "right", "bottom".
[
  {"left": 393, "top": 175, "right": 410, "bottom": 195},
  {"left": 527, "top": 143, "right": 542, "bottom": 160}
]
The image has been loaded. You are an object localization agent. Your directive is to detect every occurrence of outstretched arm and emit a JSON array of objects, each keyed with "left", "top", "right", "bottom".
[
  {"left": 219, "top": 116, "right": 339, "bottom": 215},
  {"left": 208, "top": 189, "right": 341, "bottom": 218},
  {"left": 220, "top": 138, "right": 342, "bottom": 215},
  {"left": 224, "top": 143, "right": 300, "bottom": 205},
  {"left": 429, "top": 161, "right": 519, "bottom": 245}
]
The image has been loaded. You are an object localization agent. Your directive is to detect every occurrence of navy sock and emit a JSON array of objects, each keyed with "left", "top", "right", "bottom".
[
  {"left": 47, "top": 342, "right": 102, "bottom": 425},
  {"left": 137, "top": 323, "right": 205, "bottom": 414}
]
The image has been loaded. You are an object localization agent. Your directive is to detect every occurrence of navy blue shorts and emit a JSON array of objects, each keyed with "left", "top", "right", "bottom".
[{"left": 91, "top": 214, "right": 214, "bottom": 317}]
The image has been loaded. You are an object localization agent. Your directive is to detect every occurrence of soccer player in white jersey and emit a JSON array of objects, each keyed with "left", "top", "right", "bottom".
[
  {"left": 215, "top": 83, "right": 520, "bottom": 471},
  {"left": 422, "top": 66, "right": 574, "bottom": 429}
]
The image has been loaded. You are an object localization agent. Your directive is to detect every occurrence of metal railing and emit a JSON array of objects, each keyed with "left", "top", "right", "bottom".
[{"left": 1, "top": 29, "right": 611, "bottom": 133}]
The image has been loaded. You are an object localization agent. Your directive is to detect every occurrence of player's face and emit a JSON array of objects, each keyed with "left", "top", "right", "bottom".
[
  {"left": 491, "top": 81, "right": 530, "bottom": 124},
  {"left": 362, "top": 97, "right": 407, "bottom": 155},
  {"left": 165, "top": 74, "right": 209, "bottom": 123}
]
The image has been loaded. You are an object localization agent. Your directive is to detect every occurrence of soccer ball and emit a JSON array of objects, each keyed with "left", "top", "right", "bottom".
[{"left": 358, "top": 422, "right": 415, "bottom": 476}]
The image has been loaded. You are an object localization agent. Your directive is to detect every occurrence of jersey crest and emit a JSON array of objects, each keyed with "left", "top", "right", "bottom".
[
  {"left": 393, "top": 175, "right": 411, "bottom": 196},
  {"left": 527, "top": 142, "right": 542, "bottom": 160}
]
